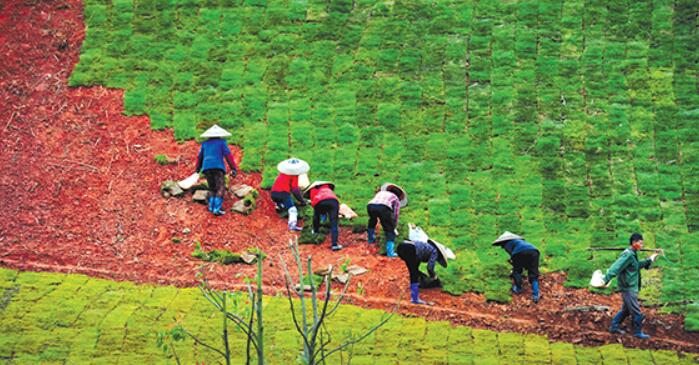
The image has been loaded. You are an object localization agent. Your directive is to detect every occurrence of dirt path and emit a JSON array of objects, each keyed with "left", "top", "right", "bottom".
[{"left": 0, "top": 0, "right": 697, "bottom": 354}]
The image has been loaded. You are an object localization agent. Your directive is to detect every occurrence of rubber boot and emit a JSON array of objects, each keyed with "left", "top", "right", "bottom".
[
  {"left": 288, "top": 207, "right": 302, "bottom": 231},
  {"left": 609, "top": 311, "right": 627, "bottom": 335},
  {"left": 531, "top": 279, "right": 540, "bottom": 303},
  {"left": 633, "top": 314, "right": 651, "bottom": 339},
  {"left": 367, "top": 228, "right": 376, "bottom": 243},
  {"left": 208, "top": 197, "right": 214, "bottom": 212},
  {"left": 213, "top": 197, "right": 225, "bottom": 216},
  {"left": 386, "top": 241, "right": 397, "bottom": 257},
  {"left": 410, "top": 283, "right": 426, "bottom": 305},
  {"left": 511, "top": 272, "right": 523, "bottom": 294}
]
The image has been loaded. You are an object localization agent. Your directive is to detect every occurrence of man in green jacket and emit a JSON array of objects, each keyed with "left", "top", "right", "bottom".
[{"left": 603, "top": 233, "right": 662, "bottom": 339}]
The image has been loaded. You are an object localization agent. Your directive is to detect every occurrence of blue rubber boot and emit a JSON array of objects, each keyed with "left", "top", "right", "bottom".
[
  {"left": 531, "top": 280, "right": 540, "bottom": 303},
  {"left": 367, "top": 228, "right": 376, "bottom": 243},
  {"left": 213, "top": 197, "right": 226, "bottom": 216},
  {"left": 208, "top": 197, "right": 214, "bottom": 212},
  {"left": 609, "top": 311, "right": 627, "bottom": 334},
  {"left": 633, "top": 314, "right": 651, "bottom": 339},
  {"left": 410, "top": 283, "right": 426, "bottom": 305},
  {"left": 386, "top": 241, "right": 397, "bottom": 257},
  {"left": 511, "top": 273, "right": 523, "bottom": 294}
]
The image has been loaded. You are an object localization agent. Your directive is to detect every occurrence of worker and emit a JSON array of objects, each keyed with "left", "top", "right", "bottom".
[
  {"left": 397, "top": 236, "right": 454, "bottom": 305},
  {"left": 195, "top": 125, "right": 237, "bottom": 216},
  {"left": 367, "top": 183, "right": 407, "bottom": 257},
  {"left": 604, "top": 233, "right": 663, "bottom": 339},
  {"left": 492, "top": 232, "right": 541, "bottom": 303},
  {"left": 271, "top": 158, "right": 309, "bottom": 231},
  {"left": 304, "top": 181, "right": 342, "bottom": 251}
]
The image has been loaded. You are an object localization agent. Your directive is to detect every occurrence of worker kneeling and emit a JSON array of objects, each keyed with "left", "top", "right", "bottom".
[
  {"left": 271, "top": 158, "right": 309, "bottom": 231},
  {"left": 398, "top": 224, "right": 455, "bottom": 305},
  {"left": 492, "top": 232, "right": 541, "bottom": 303},
  {"left": 603, "top": 233, "right": 662, "bottom": 340}
]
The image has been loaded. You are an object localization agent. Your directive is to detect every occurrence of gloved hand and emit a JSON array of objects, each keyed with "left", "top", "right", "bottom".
[
  {"left": 230, "top": 169, "right": 238, "bottom": 178},
  {"left": 394, "top": 229, "right": 399, "bottom": 236}
]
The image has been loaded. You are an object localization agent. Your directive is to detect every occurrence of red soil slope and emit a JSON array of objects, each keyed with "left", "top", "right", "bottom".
[{"left": 0, "top": 0, "right": 697, "bottom": 353}]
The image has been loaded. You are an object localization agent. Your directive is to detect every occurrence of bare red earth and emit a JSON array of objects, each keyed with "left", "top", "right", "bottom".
[{"left": 0, "top": 0, "right": 697, "bottom": 354}]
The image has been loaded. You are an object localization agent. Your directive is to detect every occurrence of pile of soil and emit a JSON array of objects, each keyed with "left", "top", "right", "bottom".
[{"left": 0, "top": 0, "right": 696, "bottom": 353}]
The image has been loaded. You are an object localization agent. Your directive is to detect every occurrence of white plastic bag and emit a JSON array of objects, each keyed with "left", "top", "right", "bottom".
[
  {"left": 178, "top": 173, "right": 200, "bottom": 190},
  {"left": 339, "top": 203, "right": 358, "bottom": 219},
  {"left": 408, "top": 224, "right": 429, "bottom": 243},
  {"left": 589, "top": 269, "right": 608, "bottom": 288}
]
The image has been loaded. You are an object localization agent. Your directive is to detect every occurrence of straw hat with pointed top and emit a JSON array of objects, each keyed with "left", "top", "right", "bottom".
[
  {"left": 428, "top": 239, "right": 456, "bottom": 268},
  {"left": 200, "top": 124, "right": 232, "bottom": 138},
  {"left": 277, "top": 158, "right": 310, "bottom": 176},
  {"left": 380, "top": 182, "right": 408, "bottom": 207},
  {"left": 303, "top": 181, "right": 335, "bottom": 198},
  {"left": 492, "top": 231, "right": 523, "bottom": 246}
]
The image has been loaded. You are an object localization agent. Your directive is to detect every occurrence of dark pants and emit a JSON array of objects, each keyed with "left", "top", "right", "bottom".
[
  {"left": 313, "top": 199, "right": 339, "bottom": 247},
  {"left": 511, "top": 249, "right": 540, "bottom": 287},
  {"left": 619, "top": 291, "right": 642, "bottom": 322},
  {"left": 367, "top": 204, "right": 396, "bottom": 242},
  {"left": 204, "top": 169, "right": 226, "bottom": 198},
  {"left": 397, "top": 242, "right": 419, "bottom": 284},
  {"left": 271, "top": 191, "right": 294, "bottom": 210}
]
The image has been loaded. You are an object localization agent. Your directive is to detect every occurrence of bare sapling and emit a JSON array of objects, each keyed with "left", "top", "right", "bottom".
[{"left": 279, "top": 238, "right": 398, "bottom": 365}]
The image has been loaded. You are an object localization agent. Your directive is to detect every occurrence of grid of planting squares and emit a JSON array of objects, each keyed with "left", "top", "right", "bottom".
[
  {"left": 2, "top": 269, "right": 697, "bottom": 364},
  {"left": 70, "top": 0, "right": 698, "bottom": 325}
]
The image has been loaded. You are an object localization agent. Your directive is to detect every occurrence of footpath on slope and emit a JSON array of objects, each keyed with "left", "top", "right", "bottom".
[{"left": 0, "top": 0, "right": 696, "bottom": 354}]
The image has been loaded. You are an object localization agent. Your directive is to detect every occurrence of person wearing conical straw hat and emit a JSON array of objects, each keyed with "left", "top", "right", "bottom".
[
  {"left": 271, "top": 158, "right": 309, "bottom": 231},
  {"left": 304, "top": 181, "right": 342, "bottom": 251},
  {"left": 492, "top": 231, "right": 541, "bottom": 303},
  {"left": 367, "top": 182, "right": 407, "bottom": 257},
  {"left": 398, "top": 225, "right": 455, "bottom": 305},
  {"left": 195, "top": 125, "right": 238, "bottom": 216}
]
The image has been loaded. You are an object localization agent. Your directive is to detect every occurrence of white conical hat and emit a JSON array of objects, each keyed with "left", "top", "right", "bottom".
[
  {"left": 277, "top": 158, "right": 310, "bottom": 176},
  {"left": 428, "top": 239, "right": 456, "bottom": 268},
  {"left": 492, "top": 231, "right": 523, "bottom": 246},
  {"left": 303, "top": 181, "right": 335, "bottom": 198},
  {"left": 200, "top": 124, "right": 232, "bottom": 138},
  {"left": 380, "top": 182, "right": 408, "bottom": 207}
]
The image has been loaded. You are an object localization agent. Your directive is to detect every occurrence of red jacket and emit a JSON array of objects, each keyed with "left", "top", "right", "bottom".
[
  {"left": 310, "top": 185, "right": 338, "bottom": 207},
  {"left": 271, "top": 173, "right": 298, "bottom": 193}
]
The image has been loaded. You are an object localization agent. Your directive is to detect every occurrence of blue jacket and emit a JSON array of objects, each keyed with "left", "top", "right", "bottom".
[
  {"left": 501, "top": 239, "right": 538, "bottom": 257},
  {"left": 197, "top": 138, "right": 233, "bottom": 172},
  {"left": 413, "top": 240, "right": 439, "bottom": 277}
]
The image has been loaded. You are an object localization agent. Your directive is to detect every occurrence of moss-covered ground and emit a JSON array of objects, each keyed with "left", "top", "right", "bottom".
[
  {"left": 70, "top": 0, "right": 698, "bottom": 321},
  {"left": 1, "top": 268, "right": 697, "bottom": 364}
]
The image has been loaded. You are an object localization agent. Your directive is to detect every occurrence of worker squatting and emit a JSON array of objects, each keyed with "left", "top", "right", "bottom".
[{"left": 194, "top": 125, "right": 664, "bottom": 340}]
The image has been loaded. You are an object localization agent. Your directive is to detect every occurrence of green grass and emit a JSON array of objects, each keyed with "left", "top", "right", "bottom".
[
  {"left": 69, "top": 0, "right": 699, "bottom": 322},
  {"left": 2, "top": 268, "right": 698, "bottom": 364}
]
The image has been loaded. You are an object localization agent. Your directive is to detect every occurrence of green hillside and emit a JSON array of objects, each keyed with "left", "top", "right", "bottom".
[
  {"left": 1, "top": 268, "right": 697, "bottom": 364},
  {"left": 69, "top": 0, "right": 698, "bottom": 319}
]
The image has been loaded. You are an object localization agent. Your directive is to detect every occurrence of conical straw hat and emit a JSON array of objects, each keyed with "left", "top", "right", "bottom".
[
  {"left": 303, "top": 181, "right": 335, "bottom": 198},
  {"left": 428, "top": 239, "right": 456, "bottom": 268},
  {"left": 380, "top": 182, "right": 408, "bottom": 207},
  {"left": 277, "top": 158, "right": 310, "bottom": 176},
  {"left": 492, "top": 231, "right": 523, "bottom": 246},
  {"left": 200, "top": 124, "right": 232, "bottom": 138}
]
